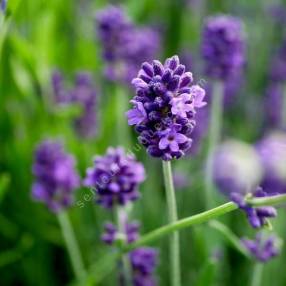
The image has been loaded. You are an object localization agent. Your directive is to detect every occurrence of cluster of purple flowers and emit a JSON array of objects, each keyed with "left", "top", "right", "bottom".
[
  {"left": 95, "top": 5, "right": 160, "bottom": 83},
  {"left": 201, "top": 15, "right": 245, "bottom": 80},
  {"left": 231, "top": 187, "right": 277, "bottom": 228},
  {"left": 51, "top": 71, "right": 97, "bottom": 138},
  {"left": 241, "top": 232, "right": 281, "bottom": 262},
  {"left": 83, "top": 147, "right": 145, "bottom": 208},
  {"left": 126, "top": 55, "right": 207, "bottom": 160},
  {"left": 31, "top": 140, "right": 80, "bottom": 212},
  {"left": 101, "top": 219, "right": 158, "bottom": 286}
]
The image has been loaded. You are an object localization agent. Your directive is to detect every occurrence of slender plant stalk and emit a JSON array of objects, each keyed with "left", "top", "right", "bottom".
[
  {"left": 205, "top": 81, "right": 224, "bottom": 208},
  {"left": 117, "top": 207, "right": 132, "bottom": 286},
  {"left": 162, "top": 161, "right": 181, "bottom": 286},
  {"left": 251, "top": 263, "right": 263, "bottom": 286},
  {"left": 57, "top": 211, "right": 86, "bottom": 281},
  {"left": 209, "top": 220, "right": 250, "bottom": 258},
  {"left": 115, "top": 85, "right": 131, "bottom": 146},
  {"left": 124, "top": 193, "right": 286, "bottom": 252}
]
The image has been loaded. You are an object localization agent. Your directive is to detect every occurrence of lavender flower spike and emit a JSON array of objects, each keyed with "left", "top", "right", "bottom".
[
  {"left": 31, "top": 140, "right": 80, "bottom": 212},
  {"left": 84, "top": 147, "right": 145, "bottom": 208},
  {"left": 241, "top": 233, "right": 281, "bottom": 262},
  {"left": 202, "top": 15, "right": 246, "bottom": 80},
  {"left": 126, "top": 55, "right": 207, "bottom": 160}
]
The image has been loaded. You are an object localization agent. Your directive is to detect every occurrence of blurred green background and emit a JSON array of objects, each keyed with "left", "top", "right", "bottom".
[{"left": 1, "top": 0, "right": 286, "bottom": 285}]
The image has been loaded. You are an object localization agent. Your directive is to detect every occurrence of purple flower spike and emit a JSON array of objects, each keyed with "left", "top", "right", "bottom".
[
  {"left": 130, "top": 247, "right": 158, "bottom": 286},
  {"left": 31, "top": 140, "right": 80, "bottom": 213},
  {"left": 84, "top": 147, "right": 145, "bottom": 208},
  {"left": 242, "top": 233, "right": 281, "bottom": 262},
  {"left": 127, "top": 55, "right": 207, "bottom": 160},
  {"left": 51, "top": 71, "right": 98, "bottom": 139},
  {"left": 95, "top": 5, "right": 160, "bottom": 83},
  {"left": 202, "top": 15, "right": 246, "bottom": 80}
]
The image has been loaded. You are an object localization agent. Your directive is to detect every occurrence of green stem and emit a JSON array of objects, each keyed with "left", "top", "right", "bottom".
[
  {"left": 205, "top": 81, "right": 224, "bottom": 208},
  {"left": 246, "top": 193, "right": 286, "bottom": 206},
  {"left": 57, "top": 211, "right": 86, "bottom": 281},
  {"left": 115, "top": 85, "right": 131, "bottom": 147},
  {"left": 124, "top": 193, "right": 286, "bottom": 252},
  {"left": 250, "top": 263, "right": 263, "bottom": 286},
  {"left": 116, "top": 208, "right": 132, "bottom": 286},
  {"left": 209, "top": 220, "right": 250, "bottom": 258},
  {"left": 162, "top": 161, "right": 181, "bottom": 286}
]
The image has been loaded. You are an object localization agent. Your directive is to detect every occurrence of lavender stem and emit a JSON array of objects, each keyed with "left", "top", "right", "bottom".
[
  {"left": 205, "top": 81, "right": 224, "bottom": 208},
  {"left": 124, "top": 193, "right": 286, "bottom": 252},
  {"left": 251, "top": 263, "right": 263, "bottom": 286},
  {"left": 117, "top": 207, "right": 132, "bottom": 286},
  {"left": 162, "top": 160, "right": 181, "bottom": 286},
  {"left": 57, "top": 211, "right": 86, "bottom": 282}
]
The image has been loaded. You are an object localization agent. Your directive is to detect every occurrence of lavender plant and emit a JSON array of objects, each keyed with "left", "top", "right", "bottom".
[
  {"left": 84, "top": 147, "right": 158, "bottom": 285},
  {"left": 126, "top": 54, "right": 206, "bottom": 286},
  {"left": 31, "top": 140, "right": 86, "bottom": 281}
]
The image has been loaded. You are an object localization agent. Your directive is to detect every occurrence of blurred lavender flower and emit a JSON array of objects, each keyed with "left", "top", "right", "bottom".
[
  {"left": 265, "top": 84, "right": 283, "bottom": 129},
  {"left": 267, "top": 4, "right": 286, "bottom": 26},
  {"left": 241, "top": 233, "right": 281, "bottom": 262},
  {"left": 51, "top": 71, "right": 98, "bottom": 139},
  {"left": 126, "top": 55, "right": 207, "bottom": 160},
  {"left": 257, "top": 132, "right": 286, "bottom": 195},
  {"left": 31, "top": 140, "right": 80, "bottom": 212},
  {"left": 101, "top": 221, "right": 140, "bottom": 245},
  {"left": 270, "top": 41, "right": 286, "bottom": 82},
  {"left": 130, "top": 247, "right": 158, "bottom": 286},
  {"left": 95, "top": 5, "right": 160, "bottom": 83},
  {"left": 0, "top": 0, "right": 7, "bottom": 13},
  {"left": 70, "top": 73, "right": 97, "bottom": 138},
  {"left": 201, "top": 15, "right": 246, "bottom": 80},
  {"left": 213, "top": 140, "right": 263, "bottom": 195},
  {"left": 84, "top": 147, "right": 145, "bottom": 208}
]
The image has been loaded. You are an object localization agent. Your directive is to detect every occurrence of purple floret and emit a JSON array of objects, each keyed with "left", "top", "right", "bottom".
[
  {"left": 241, "top": 233, "right": 281, "bottom": 262},
  {"left": 130, "top": 247, "right": 158, "bottom": 286},
  {"left": 31, "top": 140, "right": 80, "bottom": 212},
  {"left": 201, "top": 15, "right": 246, "bottom": 80},
  {"left": 126, "top": 55, "right": 206, "bottom": 161},
  {"left": 84, "top": 147, "right": 145, "bottom": 208}
]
